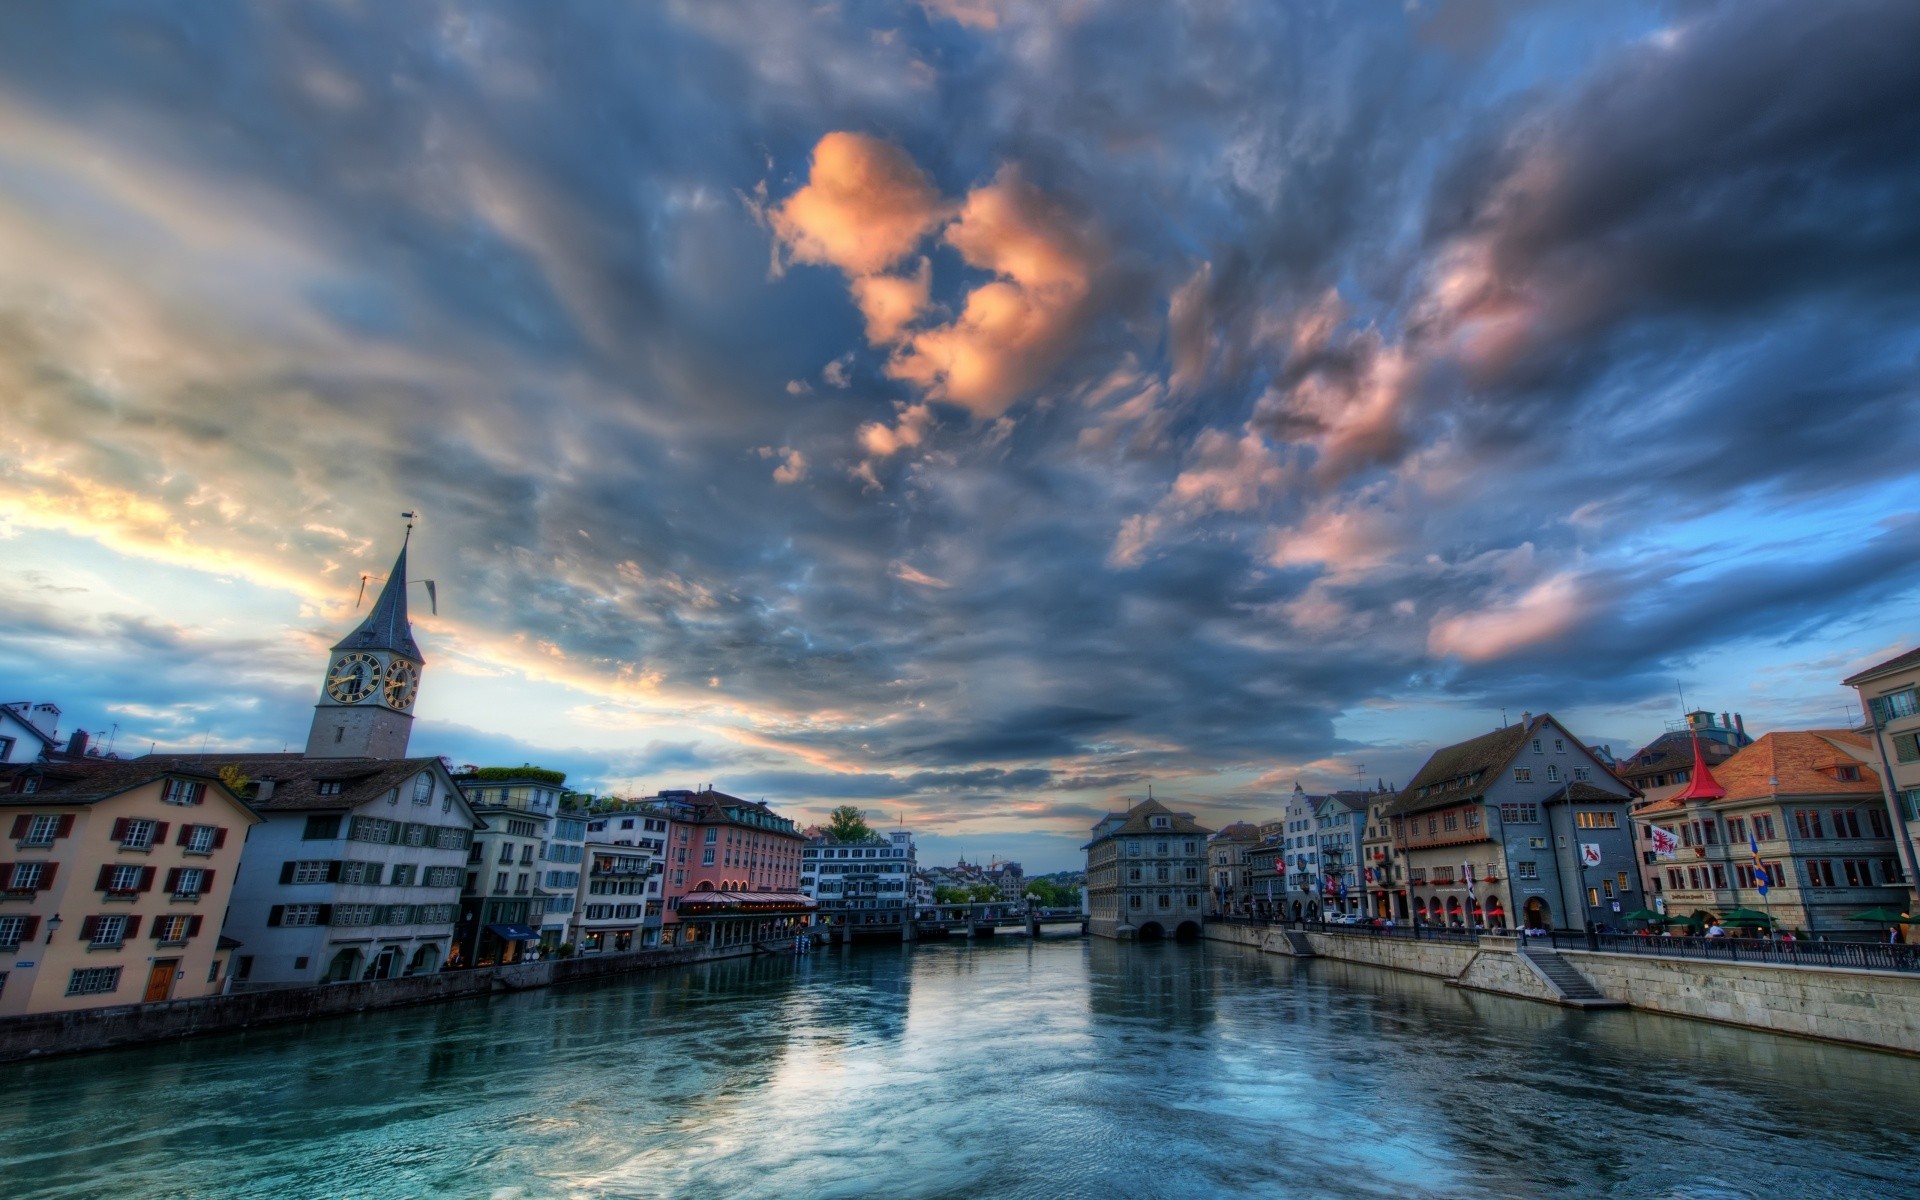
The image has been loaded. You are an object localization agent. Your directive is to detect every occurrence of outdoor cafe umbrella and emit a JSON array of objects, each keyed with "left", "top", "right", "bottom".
[
  {"left": 1847, "top": 908, "right": 1918, "bottom": 924},
  {"left": 1621, "top": 908, "right": 1667, "bottom": 922},
  {"left": 1718, "top": 908, "right": 1773, "bottom": 925}
]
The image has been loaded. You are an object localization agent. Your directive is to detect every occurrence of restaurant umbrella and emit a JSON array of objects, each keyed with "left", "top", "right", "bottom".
[
  {"left": 1846, "top": 908, "right": 1918, "bottom": 923},
  {"left": 1621, "top": 908, "right": 1667, "bottom": 922},
  {"left": 1718, "top": 907, "right": 1773, "bottom": 925}
]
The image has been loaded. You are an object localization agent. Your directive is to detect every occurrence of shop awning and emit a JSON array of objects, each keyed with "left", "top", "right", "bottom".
[{"left": 486, "top": 923, "right": 540, "bottom": 941}]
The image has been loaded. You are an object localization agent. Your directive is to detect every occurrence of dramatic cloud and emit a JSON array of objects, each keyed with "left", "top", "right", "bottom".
[{"left": 3, "top": 1, "right": 1918, "bottom": 869}]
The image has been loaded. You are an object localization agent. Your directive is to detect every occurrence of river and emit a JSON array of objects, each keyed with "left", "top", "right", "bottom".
[{"left": 2, "top": 937, "right": 1917, "bottom": 1199}]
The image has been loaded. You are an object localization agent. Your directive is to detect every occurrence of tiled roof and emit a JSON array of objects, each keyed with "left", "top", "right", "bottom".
[
  {"left": 1210, "top": 822, "right": 1262, "bottom": 841},
  {"left": 0, "top": 759, "right": 230, "bottom": 807},
  {"left": 1636, "top": 731, "right": 1879, "bottom": 814},
  {"left": 1553, "top": 781, "right": 1632, "bottom": 804},
  {"left": 1382, "top": 721, "right": 1533, "bottom": 818},
  {"left": 1844, "top": 644, "right": 1920, "bottom": 687},
  {"left": 142, "top": 752, "right": 449, "bottom": 813},
  {"left": 1093, "top": 798, "right": 1215, "bottom": 840}
]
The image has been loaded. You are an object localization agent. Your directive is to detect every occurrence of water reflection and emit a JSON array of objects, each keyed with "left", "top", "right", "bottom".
[{"left": 0, "top": 940, "right": 1916, "bottom": 1199}]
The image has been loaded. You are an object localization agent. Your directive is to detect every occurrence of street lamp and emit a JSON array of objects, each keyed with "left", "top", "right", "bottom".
[{"left": 45, "top": 913, "right": 62, "bottom": 943}]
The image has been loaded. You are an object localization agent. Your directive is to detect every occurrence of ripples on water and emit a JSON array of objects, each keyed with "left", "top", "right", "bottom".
[{"left": 3, "top": 939, "right": 1918, "bottom": 1199}]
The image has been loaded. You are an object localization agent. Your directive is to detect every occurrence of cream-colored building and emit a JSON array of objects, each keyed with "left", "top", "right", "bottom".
[
  {"left": 0, "top": 760, "right": 259, "bottom": 1015},
  {"left": 1845, "top": 644, "right": 1920, "bottom": 908}
]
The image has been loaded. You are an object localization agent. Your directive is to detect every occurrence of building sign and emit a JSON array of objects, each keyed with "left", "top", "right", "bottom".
[{"left": 1579, "top": 843, "right": 1603, "bottom": 868}]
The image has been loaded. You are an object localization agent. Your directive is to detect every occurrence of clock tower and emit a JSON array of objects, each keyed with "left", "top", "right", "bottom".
[{"left": 305, "top": 534, "right": 425, "bottom": 759}]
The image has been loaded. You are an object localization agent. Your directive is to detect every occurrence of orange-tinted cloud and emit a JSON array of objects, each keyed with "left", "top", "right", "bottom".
[
  {"left": 1427, "top": 571, "right": 1588, "bottom": 662},
  {"left": 770, "top": 132, "right": 945, "bottom": 277},
  {"left": 849, "top": 256, "right": 932, "bottom": 344},
  {"left": 887, "top": 167, "right": 1098, "bottom": 417}
]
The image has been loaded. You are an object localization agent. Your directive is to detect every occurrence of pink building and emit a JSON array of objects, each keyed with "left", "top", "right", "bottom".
[{"left": 641, "top": 789, "right": 805, "bottom": 941}]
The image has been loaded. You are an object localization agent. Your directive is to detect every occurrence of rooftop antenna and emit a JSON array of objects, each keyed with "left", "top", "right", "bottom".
[{"left": 1500, "top": 707, "right": 1507, "bottom": 728}]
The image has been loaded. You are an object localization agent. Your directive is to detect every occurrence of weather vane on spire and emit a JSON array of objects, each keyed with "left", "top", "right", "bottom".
[{"left": 354, "top": 512, "right": 438, "bottom": 615}]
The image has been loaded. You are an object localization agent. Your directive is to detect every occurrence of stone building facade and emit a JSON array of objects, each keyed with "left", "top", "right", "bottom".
[{"left": 1084, "top": 798, "right": 1214, "bottom": 940}]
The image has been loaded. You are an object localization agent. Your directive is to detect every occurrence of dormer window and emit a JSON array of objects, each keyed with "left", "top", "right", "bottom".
[
  {"left": 317, "top": 782, "right": 343, "bottom": 796},
  {"left": 413, "top": 772, "right": 434, "bottom": 803},
  {"left": 1835, "top": 765, "right": 1861, "bottom": 782},
  {"left": 1151, "top": 815, "right": 1170, "bottom": 830}
]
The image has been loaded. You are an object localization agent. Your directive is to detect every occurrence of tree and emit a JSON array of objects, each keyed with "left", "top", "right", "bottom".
[
  {"left": 968, "top": 883, "right": 998, "bottom": 903},
  {"left": 827, "top": 805, "right": 873, "bottom": 842}
]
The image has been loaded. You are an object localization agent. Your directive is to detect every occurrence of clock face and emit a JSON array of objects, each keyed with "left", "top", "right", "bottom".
[
  {"left": 383, "top": 659, "right": 420, "bottom": 711},
  {"left": 325, "top": 652, "right": 382, "bottom": 704}
]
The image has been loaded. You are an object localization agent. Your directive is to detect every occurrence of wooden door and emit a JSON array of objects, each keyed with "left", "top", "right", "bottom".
[{"left": 143, "top": 960, "right": 178, "bottom": 1003}]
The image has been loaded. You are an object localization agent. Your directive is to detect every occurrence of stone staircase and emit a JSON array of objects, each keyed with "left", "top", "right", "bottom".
[
  {"left": 1279, "top": 929, "right": 1317, "bottom": 958},
  {"left": 1521, "top": 947, "right": 1620, "bottom": 1007}
]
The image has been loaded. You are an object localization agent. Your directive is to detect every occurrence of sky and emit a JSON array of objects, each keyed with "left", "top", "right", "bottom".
[{"left": 2, "top": 1, "right": 1918, "bottom": 872}]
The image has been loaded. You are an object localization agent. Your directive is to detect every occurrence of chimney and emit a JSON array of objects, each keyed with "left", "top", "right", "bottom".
[
  {"left": 65, "top": 729, "right": 88, "bottom": 757},
  {"left": 1720, "top": 712, "right": 1731, "bottom": 731},
  {"left": 1734, "top": 713, "right": 1747, "bottom": 739},
  {"left": 1520, "top": 711, "right": 1533, "bottom": 728},
  {"left": 255, "top": 779, "right": 276, "bottom": 802}
]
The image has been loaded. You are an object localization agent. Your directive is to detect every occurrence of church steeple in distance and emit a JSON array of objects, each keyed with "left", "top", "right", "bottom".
[{"left": 305, "top": 521, "right": 427, "bottom": 760}]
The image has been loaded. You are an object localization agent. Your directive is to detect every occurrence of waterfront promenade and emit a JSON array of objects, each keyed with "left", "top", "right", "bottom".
[{"left": 4, "top": 938, "right": 1918, "bottom": 1198}]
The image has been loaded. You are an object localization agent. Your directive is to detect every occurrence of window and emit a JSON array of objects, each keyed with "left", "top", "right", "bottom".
[
  {"left": 1443, "top": 812, "right": 1458, "bottom": 831},
  {"left": 118, "top": 819, "right": 158, "bottom": 850},
  {"left": 1842, "top": 859, "right": 1873, "bottom": 887},
  {"left": 1465, "top": 809, "right": 1480, "bottom": 828},
  {"left": 302, "top": 816, "right": 342, "bottom": 840},
  {"left": 1709, "top": 865, "right": 1727, "bottom": 889},
  {"left": 154, "top": 915, "right": 200, "bottom": 944},
  {"left": 104, "top": 864, "right": 145, "bottom": 894},
  {"left": 66, "top": 967, "right": 122, "bottom": 997},
  {"left": 1753, "top": 813, "right": 1776, "bottom": 841},
  {"left": 495, "top": 872, "right": 509, "bottom": 892},
  {"left": 1726, "top": 817, "right": 1747, "bottom": 844},
  {"left": 5, "top": 862, "right": 45, "bottom": 892},
  {"left": 0, "top": 916, "right": 32, "bottom": 950},
  {"left": 1575, "top": 812, "right": 1618, "bottom": 830},
  {"left": 341, "top": 861, "right": 382, "bottom": 885},
  {"left": 382, "top": 905, "right": 414, "bottom": 925},
  {"left": 1528, "top": 837, "right": 1547, "bottom": 849},
  {"left": 1151, "top": 815, "right": 1170, "bottom": 829},
  {"left": 1554, "top": 739, "right": 1565, "bottom": 753},
  {"left": 1616, "top": 871, "right": 1629, "bottom": 892},
  {"left": 1155, "top": 841, "right": 1169, "bottom": 855},
  {"left": 87, "top": 915, "right": 128, "bottom": 946},
  {"left": 702, "top": 849, "right": 715, "bottom": 865},
  {"left": 1794, "top": 810, "right": 1825, "bottom": 840},
  {"left": 1129, "top": 895, "right": 1142, "bottom": 910},
  {"left": 1805, "top": 860, "right": 1836, "bottom": 888},
  {"left": 433, "top": 826, "right": 468, "bottom": 850},
  {"left": 391, "top": 864, "right": 417, "bottom": 887},
  {"left": 1157, "top": 895, "right": 1171, "bottom": 909},
  {"left": 1513, "top": 768, "right": 1532, "bottom": 783},
  {"left": 317, "top": 782, "right": 343, "bottom": 796},
  {"left": 288, "top": 860, "right": 334, "bottom": 884},
  {"left": 1545, "top": 766, "right": 1560, "bottom": 783},
  {"left": 1587, "top": 887, "right": 1600, "bottom": 907},
  {"left": 162, "top": 779, "right": 206, "bottom": 806},
  {"left": 169, "top": 868, "right": 208, "bottom": 898},
  {"left": 704, "top": 829, "right": 718, "bottom": 844},
  {"left": 1894, "top": 732, "right": 1920, "bottom": 764},
  {"left": 1532, "top": 740, "right": 1542, "bottom": 753},
  {"left": 425, "top": 866, "right": 461, "bottom": 888},
  {"left": 498, "top": 844, "right": 515, "bottom": 864},
  {"left": 1516, "top": 861, "right": 1538, "bottom": 880},
  {"left": 1499, "top": 804, "right": 1539, "bottom": 824},
  {"left": 1832, "top": 810, "right": 1863, "bottom": 839},
  {"left": 20, "top": 814, "right": 62, "bottom": 846},
  {"left": 1870, "top": 809, "right": 1891, "bottom": 839},
  {"left": 1573, "top": 767, "right": 1591, "bottom": 781},
  {"left": 1602, "top": 879, "right": 1614, "bottom": 898},
  {"left": 405, "top": 824, "right": 428, "bottom": 847},
  {"left": 413, "top": 772, "right": 434, "bottom": 804},
  {"left": 349, "top": 817, "right": 396, "bottom": 844},
  {"left": 185, "top": 824, "right": 218, "bottom": 853}
]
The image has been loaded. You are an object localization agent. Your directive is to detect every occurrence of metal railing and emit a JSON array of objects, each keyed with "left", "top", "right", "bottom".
[
  {"left": 1212, "top": 914, "right": 1483, "bottom": 944},
  {"left": 1541, "top": 930, "right": 1920, "bottom": 974}
]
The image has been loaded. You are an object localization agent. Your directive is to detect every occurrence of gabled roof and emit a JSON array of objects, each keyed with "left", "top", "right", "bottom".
[
  {"left": 1844, "top": 644, "right": 1920, "bottom": 687},
  {"left": 1210, "top": 822, "right": 1262, "bottom": 842},
  {"left": 333, "top": 540, "right": 422, "bottom": 662},
  {"left": 0, "top": 759, "right": 255, "bottom": 820},
  {"left": 0, "top": 703, "right": 58, "bottom": 749},
  {"left": 1382, "top": 722, "right": 1532, "bottom": 818},
  {"left": 1637, "top": 730, "right": 1880, "bottom": 814},
  {"left": 142, "top": 752, "right": 465, "bottom": 816},
  {"left": 1086, "top": 797, "right": 1215, "bottom": 843}
]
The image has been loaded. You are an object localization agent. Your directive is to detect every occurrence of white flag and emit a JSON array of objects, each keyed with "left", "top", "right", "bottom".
[{"left": 1650, "top": 826, "right": 1679, "bottom": 861}]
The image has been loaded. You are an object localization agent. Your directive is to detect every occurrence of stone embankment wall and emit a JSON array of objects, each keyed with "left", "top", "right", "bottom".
[
  {"left": 1559, "top": 949, "right": 1920, "bottom": 1055},
  {"left": 1203, "top": 923, "right": 1920, "bottom": 1055},
  {"left": 0, "top": 940, "right": 764, "bottom": 1064}
]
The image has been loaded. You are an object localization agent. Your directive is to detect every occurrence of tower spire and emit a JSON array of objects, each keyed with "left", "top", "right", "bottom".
[
  {"left": 1670, "top": 732, "right": 1728, "bottom": 803},
  {"left": 334, "top": 526, "right": 423, "bottom": 663}
]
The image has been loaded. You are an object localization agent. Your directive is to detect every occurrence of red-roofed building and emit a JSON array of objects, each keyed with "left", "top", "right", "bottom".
[
  {"left": 1631, "top": 730, "right": 1908, "bottom": 938},
  {"left": 631, "top": 788, "right": 805, "bottom": 945}
]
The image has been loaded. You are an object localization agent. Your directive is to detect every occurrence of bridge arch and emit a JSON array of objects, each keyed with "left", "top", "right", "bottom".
[
  {"left": 1173, "top": 920, "right": 1200, "bottom": 942},
  {"left": 1137, "top": 920, "right": 1165, "bottom": 942}
]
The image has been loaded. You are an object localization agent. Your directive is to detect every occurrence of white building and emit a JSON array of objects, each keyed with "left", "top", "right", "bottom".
[
  {"left": 216, "top": 755, "right": 478, "bottom": 985},
  {"left": 801, "top": 828, "right": 916, "bottom": 928},
  {"left": 574, "top": 840, "right": 659, "bottom": 953},
  {"left": 0, "top": 702, "right": 60, "bottom": 764},
  {"left": 540, "top": 811, "right": 588, "bottom": 950},
  {"left": 452, "top": 770, "right": 575, "bottom": 965}
]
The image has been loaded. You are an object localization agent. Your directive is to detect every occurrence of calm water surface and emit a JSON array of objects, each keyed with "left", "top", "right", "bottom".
[{"left": 3, "top": 938, "right": 1918, "bottom": 1199}]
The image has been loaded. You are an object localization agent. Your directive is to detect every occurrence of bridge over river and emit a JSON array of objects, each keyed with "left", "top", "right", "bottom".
[{"left": 813, "top": 903, "right": 1087, "bottom": 945}]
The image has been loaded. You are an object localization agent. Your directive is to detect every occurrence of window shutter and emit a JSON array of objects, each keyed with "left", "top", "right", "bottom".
[
  {"left": 153, "top": 822, "right": 169, "bottom": 844},
  {"left": 279, "top": 861, "right": 295, "bottom": 885},
  {"left": 176, "top": 824, "right": 193, "bottom": 846},
  {"left": 326, "top": 861, "right": 343, "bottom": 882},
  {"left": 267, "top": 905, "right": 285, "bottom": 927},
  {"left": 317, "top": 904, "right": 334, "bottom": 925},
  {"left": 165, "top": 868, "right": 181, "bottom": 893},
  {"left": 110, "top": 818, "right": 130, "bottom": 841},
  {"left": 80, "top": 916, "right": 100, "bottom": 940},
  {"left": 200, "top": 869, "right": 216, "bottom": 891},
  {"left": 7, "top": 815, "right": 26, "bottom": 839},
  {"left": 137, "top": 866, "right": 156, "bottom": 892},
  {"left": 123, "top": 915, "right": 141, "bottom": 939},
  {"left": 213, "top": 828, "right": 228, "bottom": 849},
  {"left": 0, "top": 862, "right": 10, "bottom": 888},
  {"left": 36, "top": 863, "right": 55, "bottom": 890},
  {"left": 96, "top": 864, "right": 116, "bottom": 890},
  {"left": 190, "top": 782, "right": 207, "bottom": 805},
  {"left": 55, "top": 815, "right": 74, "bottom": 837},
  {"left": 187, "top": 915, "right": 204, "bottom": 937},
  {"left": 1871, "top": 696, "right": 1891, "bottom": 725},
  {"left": 19, "top": 916, "right": 37, "bottom": 943}
]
